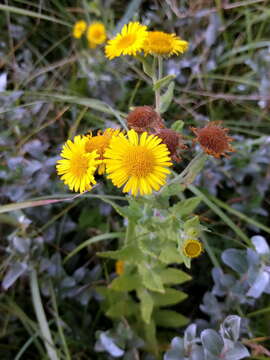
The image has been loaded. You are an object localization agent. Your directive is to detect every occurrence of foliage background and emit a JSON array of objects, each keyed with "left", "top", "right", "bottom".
[{"left": 0, "top": 0, "right": 270, "bottom": 359}]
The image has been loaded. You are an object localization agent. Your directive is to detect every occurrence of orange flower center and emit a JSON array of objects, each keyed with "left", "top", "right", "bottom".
[
  {"left": 70, "top": 154, "right": 89, "bottom": 178},
  {"left": 118, "top": 34, "right": 136, "bottom": 48},
  {"left": 85, "top": 136, "right": 110, "bottom": 159},
  {"left": 123, "top": 146, "right": 154, "bottom": 177}
]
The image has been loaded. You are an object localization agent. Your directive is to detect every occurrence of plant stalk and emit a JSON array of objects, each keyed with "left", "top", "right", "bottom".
[{"left": 30, "top": 268, "right": 59, "bottom": 360}]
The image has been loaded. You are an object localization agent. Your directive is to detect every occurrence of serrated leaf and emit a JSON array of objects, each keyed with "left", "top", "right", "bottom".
[
  {"left": 106, "top": 298, "right": 138, "bottom": 318},
  {"left": 110, "top": 273, "right": 141, "bottom": 292},
  {"left": 137, "top": 288, "right": 154, "bottom": 324},
  {"left": 152, "top": 288, "right": 187, "bottom": 306},
  {"left": 160, "top": 82, "right": 175, "bottom": 113},
  {"left": 171, "top": 197, "right": 201, "bottom": 218},
  {"left": 154, "top": 310, "right": 189, "bottom": 328},
  {"left": 138, "top": 266, "right": 164, "bottom": 293},
  {"left": 160, "top": 268, "right": 192, "bottom": 285},
  {"left": 159, "top": 244, "right": 183, "bottom": 264},
  {"left": 98, "top": 245, "right": 143, "bottom": 263},
  {"left": 153, "top": 75, "right": 175, "bottom": 91}
]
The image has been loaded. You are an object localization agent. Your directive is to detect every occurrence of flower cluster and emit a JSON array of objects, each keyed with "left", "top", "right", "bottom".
[
  {"left": 57, "top": 128, "right": 172, "bottom": 196},
  {"left": 105, "top": 21, "right": 189, "bottom": 59},
  {"left": 72, "top": 20, "right": 106, "bottom": 48}
]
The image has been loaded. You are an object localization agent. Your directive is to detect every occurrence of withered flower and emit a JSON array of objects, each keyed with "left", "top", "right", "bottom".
[
  {"left": 191, "top": 122, "right": 234, "bottom": 158},
  {"left": 127, "top": 106, "right": 164, "bottom": 133},
  {"left": 155, "top": 128, "right": 186, "bottom": 162}
]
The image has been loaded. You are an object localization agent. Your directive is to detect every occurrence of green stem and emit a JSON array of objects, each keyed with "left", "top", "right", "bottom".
[
  {"left": 201, "top": 234, "right": 221, "bottom": 268},
  {"left": 125, "top": 219, "right": 135, "bottom": 245},
  {"left": 155, "top": 56, "right": 163, "bottom": 113},
  {"left": 30, "top": 269, "right": 59, "bottom": 360},
  {"left": 50, "top": 282, "right": 71, "bottom": 360}
]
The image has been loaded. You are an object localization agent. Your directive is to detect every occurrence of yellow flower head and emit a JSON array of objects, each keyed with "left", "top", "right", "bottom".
[
  {"left": 104, "top": 129, "right": 172, "bottom": 196},
  {"left": 143, "top": 31, "right": 188, "bottom": 57},
  {"left": 87, "top": 22, "right": 107, "bottom": 48},
  {"left": 182, "top": 239, "right": 203, "bottom": 259},
  {"left": 85, "top": 128, "right": 121, "bottom": 175},
  {"left": 73, "top": 20, "right": 87, "bottom": 39},
  {"left": 115, "top": 260, "right": 125, "bottom": 275},
  {"left": 56, "top": 135, "right": 100, "bottom": 193},
  {"left": 105, "top": 21, "right": 148, "bottom": 60}
]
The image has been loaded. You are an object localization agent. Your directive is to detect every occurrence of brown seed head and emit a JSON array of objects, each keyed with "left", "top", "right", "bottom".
[
  {"left": 127, "top": 106, "right": 164, "bottom": 133},
  {"left": 156, "top": 128, "right": 186, "bottom": 162},
  {"left": 191, "top": 122, "right": 234, "bottom": 158}
]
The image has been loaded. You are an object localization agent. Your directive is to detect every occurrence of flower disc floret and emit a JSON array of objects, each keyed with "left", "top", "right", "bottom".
[
  {"left": 143, "top": 31, "right": 188, "bottom": 57},
  {"left": 85, "top": 128, "right": 121, "bottom": 174},
  {"left": 104, "top": 129, "right": 172, "bottom": 196},
  {"left": 105, "top": 22, "right": 148, "bottom": 60},
  {"left": 73, "top": 20, "right": 87, "bottom": 39},
  {"left": 87, "top": 22, "right": 106, "bottom": 48},
  {"left": 182, "top": 239, "right": 203, "bottom": 258},
  {"left": 56, "top": 135, "right": 100, "bottom": 193}
]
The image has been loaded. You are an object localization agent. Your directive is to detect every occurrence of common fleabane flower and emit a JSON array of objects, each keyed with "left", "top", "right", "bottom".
[
  {"left": 87, "top": 22, "right": 106, "bottom": 48},
  {"left": 85, "top": 128, "right": 121, "bottom": 174},
  {"left": 182, "top": 239, "right": 203, "bottom": 259},
  {"left": 105, "top": 22, "right": 148, "bottom": 60},
  {"left": 56, "top": 136, "right": 100, "bottom": 193},
  {"left": 143, "top": 31, "right": 188, "bottom": 57},
  {"left": 73, "top": 20, "right": 87, "bottom": 39},
  {"left": 104, "top": 129, "right": 172, "bottom": 196}
]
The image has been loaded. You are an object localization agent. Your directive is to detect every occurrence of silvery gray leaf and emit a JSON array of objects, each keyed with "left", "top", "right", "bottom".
[
  {"left": 0, "top": 72, "right": 7, "bottom": 91},
  {"left": 2, "top": 262, "right": 28, "bottom": 290},
  {"left": 220, "top": 315, "right": 241, "bottom": 342},
  {"left": 95, "top": 332, "right": 124, "bottom": 357},
  {"left": 247, "top": 271, "right": 269, "bottom": 298},
  {"left": 164, "top": 337, "right": 185, "bottom": 360},
  {"left": 222, "top": 249, "right": 248, "bottom": 274},
  {"left": 201, "top": 329, "right": 223, "bottom": 356},
  {"left": 251, "top": 235, "right": 270, "bottom": 254},
  {"left": 12, "top": 236, "right": 31, "bottom": 254},
  {"left": 223, "top": 342, "right": 249, "bottom": 360}
]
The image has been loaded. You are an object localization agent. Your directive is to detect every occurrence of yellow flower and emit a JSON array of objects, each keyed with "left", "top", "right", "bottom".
[
  {"left": 73, "top": 20, "right": 87, "bottom": 39},
  {"left": 87, "top": 22, "right": 106, "bottom": 48},
  {"left": 143, "top": 31, "right": 188, "bottom": 57},
  {"left": 182, "top": 239, "right": 203, "bottom": 259},
  {"left": 104, "top": 129, "right": 172, "bottom": 196},
  {"left": 115, "top": 260, "right": 125, "bottom": 275},
  {"left": 56, "top": 135, "right": 100, "bottom": 193},
  {"left": 85, "top": 128, "right": 121, "bottom": 175},
  {"left": 105, "top": 21, "right": 148, "bottom": 60}
]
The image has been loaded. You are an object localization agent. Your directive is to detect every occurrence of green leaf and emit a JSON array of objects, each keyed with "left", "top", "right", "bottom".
[
  {"left": 159, "top": 244, "right": 183, "bottom": 264},
  {"left": 153, "top": 310, "right": 189, "bottom": 328},
  {"left": 160, "top": 82, "right": 175, "bottom": 113},
  {"left": 171, "top": 197, "right": 201, "bottom": 218},
  {"left": 98, "top": 245, "right": 143, "bottom": 263},
  {"left": 159, "top": 268, "right": 192, "bottom": 285},
  {"left": 137, "top": 288, "right": 154, "bottom": 324},
  {"left": 106, "top": 298, "right": 138, "bottom": 318},
  {"left": 183, "top": 216, "right": 200, "bottom": 232},
  {"left": 160, "top": 183, "right": 186, "bottom": 198},
  {"left": 171, "top": 120, "right": 184, "bottom": 133},
  {"left": 64, "top": 232, "right": 124, "bottom": 263},
  {"left": 153, "top": 75, "right": 175, "bottom": 91},
  {"left": 137, "top": 55, "right": 154, "bottom": 77},
  {"left": 152, "top": 288, "right": 187, "bottom": 307},
  {"left": 138, "top": 266, "right": 164, "bottom": 293},
  {"left": 109, "top": 274, "right": 141, "bottom": 292}
]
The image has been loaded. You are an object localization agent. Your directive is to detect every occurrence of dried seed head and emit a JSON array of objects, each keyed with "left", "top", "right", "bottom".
[
  {"left": 155, "top": 128, "right": 186, "bottom": 162},
  {"left": 191, "top": 122, "right": 234, "bottom": 158},
  {"left": 127, "top": 106, "right": 164, "bottom": 133}
]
